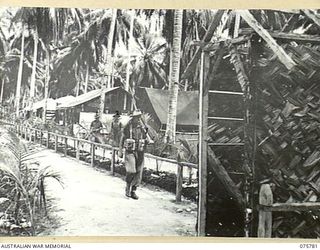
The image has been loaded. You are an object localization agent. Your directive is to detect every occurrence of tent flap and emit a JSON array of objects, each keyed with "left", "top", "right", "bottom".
[{"left": 143, "top": 88, "right": 199, "bottom": 127}]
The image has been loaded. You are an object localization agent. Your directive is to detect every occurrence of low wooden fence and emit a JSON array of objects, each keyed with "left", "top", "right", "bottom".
[
  {"left": 258, "top": 184, "right": 320, "bottom": 237},
  {"left": 15, "top": 124, "right": 198, "bottom": 202}
]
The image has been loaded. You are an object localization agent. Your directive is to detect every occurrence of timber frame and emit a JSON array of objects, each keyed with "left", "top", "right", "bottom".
[
  {"left": 197, "top": 39, "right": 255, "bottom": 236},
  {"left": 196, "top": 9, "right": 320, "bottom": 237}
]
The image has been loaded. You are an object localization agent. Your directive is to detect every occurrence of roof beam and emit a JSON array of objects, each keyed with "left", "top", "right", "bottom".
[
  {"left": 239, "top": 28, "right": 320, "bottom": 44},
  {"left": 270, "top": 31, "right": 320, "bottom": 43},
  {"left": 229, "top": 44, "right": 250, "bottom": 93},
  {"left": 181, "top": 9, "right": 226, "bottom": 80},
  {"left": 238, "top": 10, "right": 297, "bottom": 71},
  {"left": 302, "top": 9, "right": 320, "bottom": 28},
  {"left": 190, "top": 35, "right": 251, "bottom": 51},
  {"left": 270, "top": 9, "right": 301, "bottom": 15}
]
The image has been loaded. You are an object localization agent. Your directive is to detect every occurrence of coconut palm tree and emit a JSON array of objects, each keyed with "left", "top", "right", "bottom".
[
  {"left": 114, "top": 32, "right": 168, "bottom": 89},
  {"left": 14, "top": 25, "right": 25, "bottom": 117},
  {"left": 164, "top": 10, "right": 183, "bottom": 144},
  {"left": 12, "top": 7, "right": 84, "bottom": 121},
  {"left": 0, "top": 24, "right": 9, "bottom": 104}
]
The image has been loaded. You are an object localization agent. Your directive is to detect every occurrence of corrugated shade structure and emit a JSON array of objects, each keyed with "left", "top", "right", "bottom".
[
  {"left": 55, "top": 96, "right": 76, "bottom": 106},
  {"left": 32, "top": 98, "right": 57, "bottom": 111},
  {"left": 57, "top": 87, "right": 122, "bottom": 109}
]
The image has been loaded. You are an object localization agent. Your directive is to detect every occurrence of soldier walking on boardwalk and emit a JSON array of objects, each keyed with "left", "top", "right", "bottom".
[{"left": 118, "top": 110, "right": 151, "bottom": 200}]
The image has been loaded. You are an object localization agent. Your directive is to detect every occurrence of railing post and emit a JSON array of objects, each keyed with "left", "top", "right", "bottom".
[
  {"left": 258, "top": 184, "right": 273, "bottom": 238},
  {"left": 176, "top": 163, "right": 183, "bottom": 202},
  {"left": 64, "top": 137, "right": 68, "bottom": 156},
  {"left": 76, "top": 139, "right": 80, "bottom": 161},
  {"left": 155, "top": 159, "right": 159, "bottom": 174},
  {"left": 39, "top": 130, "right": 43, "bottom": 145},
  {"left": 34, "top": 129, "right": 38, "bottom": 143},
  {"left": 111, "top": 148, "right": 116, "bottom": 175},
  {"left": 188, "top": 166, "right": 193, "bottom": 185},
  {"left": 55, "top": 134, "right": 58, "bottom": 152},
  {"left": 29, "top": 128, "right": 32, "bottom": 142},
  {"left": 46, "top": 131, "right": 50, "bottom": 148},
  {"left": 90, "top": 143, "right": 95, "bottom": 168}
]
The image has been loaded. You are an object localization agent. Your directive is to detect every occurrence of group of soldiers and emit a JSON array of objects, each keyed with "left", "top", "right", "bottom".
[{"left": 90, "top": 110, "right": 152, "bottom": 200}]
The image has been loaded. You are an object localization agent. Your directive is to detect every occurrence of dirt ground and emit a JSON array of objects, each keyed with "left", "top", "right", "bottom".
[{"left": 33, "top": 147, "right": 197, "bottom": 236}]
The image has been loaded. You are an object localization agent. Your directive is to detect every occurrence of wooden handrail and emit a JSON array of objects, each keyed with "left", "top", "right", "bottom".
[
  {"left": 259, "top": 202, "right": 320, "bottom": 212},
  {"left": 16, "top": 124, "right": 198, "bottom": 202},
  {"left": 30, "top": 126, "right": 198, "bottom": 169},
  {"left": 258, "top": 184, "right": 320, "bottom": 238}
]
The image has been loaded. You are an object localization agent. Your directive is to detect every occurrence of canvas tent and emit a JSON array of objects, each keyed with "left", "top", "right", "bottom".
[{"left": 136, "top": 88, "right": 199, "bottom": 132}]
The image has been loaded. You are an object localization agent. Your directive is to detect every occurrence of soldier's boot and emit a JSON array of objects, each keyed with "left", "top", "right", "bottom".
[
  {"left": 131, "top": 186, "right": 139, "bottom": 200},
  {"left": 125, "top": 183, "right": 131, "bottom": 197}
]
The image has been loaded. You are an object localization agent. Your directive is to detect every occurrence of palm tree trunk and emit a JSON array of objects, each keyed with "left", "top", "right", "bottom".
[
  {"left": 84, "top": 63, "right": 89, "bottom": 93},
  {"left": 124, "top": 9, "right": 135, "bottom": 111},
  {"left": 43, "top": 48, "right": 50, "bottom": 123},
  {"left": 100, "top": 9, "right": 117, "bottom": 115},
  {"left": 15, "top": 27, "right": 25, "bottom": 118},
  {"left": 164, "top": 10, "right": 183, "bottom": 144},
  {"left": 0, "top": 77, "right": 5, "bottom": 104},
  {"left": 168, "top": 44, "right": 173, "bottom": 89},
  {"left": 75, "top": 65, "right": 80, "bottom": 96},
  {"left": 30, "top": 29, "right": 38, "bottom": 110}
]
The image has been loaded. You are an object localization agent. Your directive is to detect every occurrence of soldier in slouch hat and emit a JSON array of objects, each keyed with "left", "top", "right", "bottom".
[{"left": 118, "top": 109, "right": 151, "bottom": 200}]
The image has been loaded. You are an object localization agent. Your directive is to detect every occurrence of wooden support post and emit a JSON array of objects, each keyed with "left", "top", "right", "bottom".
[
  {"left": 258, "top": 184, "right": 273, "bottom": 238},
  {"left": 197, "top": 51, "right": 209, "bottom": 236},
  {"left": 76, "top": 139, "right": 80, "bottom": 161},
  {"left": 46, "top": 131, "right": 50, "bottom": 148},
  {"left": 91, "top": 143, "right": 95, "bottom": 168},
  {"left": 64, "top": 137, "right": 68, "bottom": 156},
  {"left": 110, "top": 148, "right": 115, "bottom": 175},
  {"left": 176, "top": 164, "right": 183, "bottom": 202},
  {"left": 54, "top": 135, "right": 58, "bottom": 152}
]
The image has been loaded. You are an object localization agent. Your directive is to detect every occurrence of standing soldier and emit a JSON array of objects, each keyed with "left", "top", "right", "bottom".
[
  {"left": 90, "top": 112, "right": 103, "bottom": 142},
  {"left": 118, "top": 109, "right": 151, "bottom": 200},
  {"left": 110, "top": 110, "right": 122, "bottom": 147}
]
